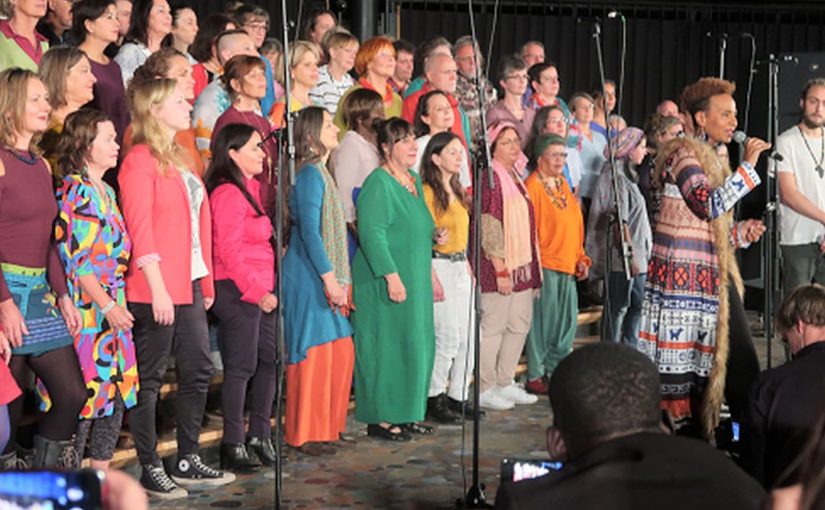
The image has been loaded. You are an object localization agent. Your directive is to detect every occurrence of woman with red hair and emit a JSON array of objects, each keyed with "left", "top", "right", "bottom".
[{"left": 333, "top": 36, "right": 402, "bottom": 135}]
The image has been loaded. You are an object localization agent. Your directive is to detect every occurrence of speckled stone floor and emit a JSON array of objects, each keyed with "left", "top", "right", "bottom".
[{"left": 143, "top": 313, "right": 784, "bottom": 509}]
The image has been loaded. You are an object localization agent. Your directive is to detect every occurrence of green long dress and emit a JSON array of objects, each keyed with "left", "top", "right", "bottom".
[{"left": 352, "top": 168, "right": 435, "bottom": 424}]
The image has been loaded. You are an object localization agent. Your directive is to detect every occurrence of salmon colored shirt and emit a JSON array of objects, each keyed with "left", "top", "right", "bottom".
[
  {"left": 525, "top": 171, "right": 591, "bottom": 275},
  {"left": 122, "top": 126, "right": 205, "bottom": 177}
]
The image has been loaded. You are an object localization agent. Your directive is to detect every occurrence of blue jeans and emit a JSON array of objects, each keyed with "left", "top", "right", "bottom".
[{"left": 603, "top": 272, "right": 646, "bottom": 347}]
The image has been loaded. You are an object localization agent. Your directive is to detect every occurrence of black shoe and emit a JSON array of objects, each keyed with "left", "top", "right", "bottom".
[
  {"left": 220, "top": 443, "right": 262, "bottom": 473},
  {"left": 169, "top": 453, "right": 236, "bottom": 487},
  {"left": 366, "top": 424, "right": 411, "bottom": 442},
  {"left": 140, "top": 464, "right": 188, "bottom": 500},
  {"left": 247, "top": 437, "right": 278, "bottom": 466},
  {"left": 398, "top": 422, "right": 434, "bottom": 435},
  {"left": 427, "top": 393, "right": 462, "bottom": 424},
  {"left": 447, "top": 397, "right": 486, "bottom": 418}
]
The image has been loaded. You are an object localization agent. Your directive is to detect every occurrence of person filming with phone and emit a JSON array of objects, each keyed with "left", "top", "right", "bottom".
[{"left": 494, "top": 343, "right": 765, "bottom": 510}]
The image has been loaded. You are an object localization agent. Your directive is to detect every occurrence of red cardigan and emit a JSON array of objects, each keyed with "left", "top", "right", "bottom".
[{"left": 119, "top": 144, "right": 214, "bottom": 304}]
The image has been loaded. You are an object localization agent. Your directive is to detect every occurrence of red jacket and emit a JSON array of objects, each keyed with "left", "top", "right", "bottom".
[
  {"left": 119, "top": 144, "right": 214, "bottom": 304},
  {"left": 210, "top": 180, "right": 275, "bottom": 304}
]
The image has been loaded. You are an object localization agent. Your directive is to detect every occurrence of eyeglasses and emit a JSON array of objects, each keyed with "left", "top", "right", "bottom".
[
  {"left": 545, "top": 152, "right": 567, "bottom": 159},
  {"left": 244, "top": 23, "right": 269, "bottom": 33},
  {"left": 497, "top": 137, "right": 521, "bottom": 146}
]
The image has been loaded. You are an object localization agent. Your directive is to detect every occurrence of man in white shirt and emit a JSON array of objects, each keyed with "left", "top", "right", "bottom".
[{"left": 778, "top": 78, "right": 825, "bottom": 294}]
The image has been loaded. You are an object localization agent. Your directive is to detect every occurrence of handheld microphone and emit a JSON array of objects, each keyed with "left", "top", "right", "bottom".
[{"left": 732, "top": 130, "right": 784, "bottom": 161}]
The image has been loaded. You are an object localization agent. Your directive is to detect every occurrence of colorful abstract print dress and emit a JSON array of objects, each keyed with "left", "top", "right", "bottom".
[{"left": 38, "top": 175, "right": 138, "bottom": 418}]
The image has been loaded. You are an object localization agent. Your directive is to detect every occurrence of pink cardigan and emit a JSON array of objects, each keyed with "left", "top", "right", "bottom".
[
  {"left": 210, "top": 180, "right": 275, "bottom": 304},
  {"left": 119, "top": 144, "right": 214, "bottom": 304}
]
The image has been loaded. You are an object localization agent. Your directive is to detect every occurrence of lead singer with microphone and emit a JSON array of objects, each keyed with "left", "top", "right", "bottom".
[{"left": 638, "top": 77, "right": 770, "bottom": 441}]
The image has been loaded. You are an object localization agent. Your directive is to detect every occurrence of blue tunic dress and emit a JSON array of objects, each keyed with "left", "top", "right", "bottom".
[{"left": 282, "top": 163, "right": 353, "bottom": 365}]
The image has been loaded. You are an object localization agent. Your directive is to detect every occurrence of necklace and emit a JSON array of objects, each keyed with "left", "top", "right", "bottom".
[
  {"left": 798, "top": 125, "right": 825, "bottom": 178},
  {"left": 384, "top": 167, "right": 417, "bottom": 196},
  {"left": 4, "top": 147, "right": 37, "bottom": 165},
  {"left": 539, "top": 174, "right": 568, "bottom": 209}
]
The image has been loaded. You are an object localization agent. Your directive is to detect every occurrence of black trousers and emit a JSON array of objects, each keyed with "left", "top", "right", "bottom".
[
  {"left": 724, "top": 283, "right": 761, "bottom": 425},
  {"left": 128, "top": 282, "right": 212, "bottom": 466},
  {"left": 211, "top": 280, "right": 278, "bottom": 445}
]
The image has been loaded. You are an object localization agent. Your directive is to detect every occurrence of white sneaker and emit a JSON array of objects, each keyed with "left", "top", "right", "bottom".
[
  {"left": 479, "top": 388, "right": 515, "bottom": 410},
  {"left": 497, "top": 383, "right": 539, "bottom": 405}
]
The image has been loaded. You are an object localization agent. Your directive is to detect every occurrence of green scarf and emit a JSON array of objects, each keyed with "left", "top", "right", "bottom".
[{"left": 318, "top": 163, "right": 351, "bottom": 286}]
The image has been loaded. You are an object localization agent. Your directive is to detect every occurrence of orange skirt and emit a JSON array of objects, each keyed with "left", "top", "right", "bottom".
[{"left": 285, "top": 337, "right": 354, "bottom": 447}]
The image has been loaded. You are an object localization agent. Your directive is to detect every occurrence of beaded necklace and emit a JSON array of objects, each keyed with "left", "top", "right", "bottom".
[{"left": 539, "top": 174, "right": 568, "bottom": 209}]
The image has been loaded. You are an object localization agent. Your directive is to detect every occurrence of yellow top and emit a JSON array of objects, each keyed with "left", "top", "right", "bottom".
[{"left": 423, "top": 184, "right": 469, "bottom": 255}]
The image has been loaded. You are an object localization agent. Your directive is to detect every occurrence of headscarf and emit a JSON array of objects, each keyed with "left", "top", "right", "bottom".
[{"left": 604, "top": 127, "right": 644, "bottom": 160}]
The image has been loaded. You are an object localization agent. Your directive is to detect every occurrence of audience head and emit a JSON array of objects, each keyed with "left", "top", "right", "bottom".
[
  {"left": 529, "top": 62, "right": 560, "bottom": 100},
  {"left": 453, "top": 36, "right": 482, "bottom": 78},
  {"left": 776, "top": 283, "right": 825, "bottom": 355},
  {"left": 413, "top": 90, "right": 453, "bottom": 137},
  {"left": 534, "top": 133, "right": 567, "bottom": 177},
  {"left": 260, "top": 37, "right": 282, "bottom": 71},
  {"left": 38, "top": 47, "right": 96, "bottom": 112},
  {"left": 644, "top": 113, "right": 683, "bottom": 150},
  {"left": 295, "top": 105, "right": 339, "bottom": 165},
  {"left": 126, "top": 0, "right": 172, "bottom": 46},
  {"left": 413, "top": 36, "right": 451, "bottom": 78},
  {"left": 55, "top": 108, "right": 118, "bottom": 177},
  {"left": 656, "top": 99, "right": 678, "bottom": 118},
  {"left": 233, "top": 3, "right": 269, "bottom": 49},
  {"left": 374, "top": 117, "right": 416, "bottom": 168},
  {"left": 189, "top": 13, "right": 235, "bottom": 64},
  {"left": 215, "top": 28, "right": 257, "bottom": 65},
  {"left": 392, "top": 39, "right": 415, "bottom": 84},
  {"left": 0, "top": 69, "right": 51, "bottom": 151},
  {"left": 341, "top": 87, "right": 384, "bottom": 135},
  {"left": 115, "top": 0, "right": 132, "bottom": 37},
  {"left": 592, "top": 80, "right": 617, "bottom": 115},
  {"left": 221, "top": 54, "right": 267, "bottom": 102},
  {"left": 488, "top": 120, "right": 522, "bottom": 168},
  {"left": 548, "top": 343, "right": 662, "bottom": 459},
  {"left": 46, "top": 0, "right": 74, "bottom": 33},
  {"left": 130, "top": 77, "right": 190, "bottom": 168},
  {"left": 606, "top": 126, "right": 646, "bottom": 165},
  {"left": 570, "top": 92, "right": 596, "bottom": 126},
  {"left": 72, "top": 0, "right": 120, "bottom": 46},
  {"left": 205, "top": 123, "right": 266, "bottom": 215},
  {"left": 425, "top": 53, "right": 458, "bottom": 95},
  {"left": 421, "top": 131, "right": 467, "bottom": 214},
  {"left": 129, "top": 46, "right": 193, "bottom": 100},
  {"left": 679, "top": 77, "right": 737, "bottom": 144},
  {"left": 520, "top": 40, "right": 545, "bottom": 67},
  {"left": 304, "top": 9, "right": 337, "bottom": 46},
  {"left": 2, "top": 0, "right": 48, "bottom": 20},
  {"left": 800, "top": 78, "right": 825, "bottom": 130},
  {"left": 354, "top": 36, "right": 396, "bottom": 79},
  {"left": 322, "top": 29, "right": 359, "bottom": 73},
  {"left": 498, "top": 54, "right": 529, "bottom": 98},
  {"left": 168, "top": 4, "right": 198, "bottom": 51},
  {"left": 275, "top": 40, "right": 320, "bottom": 90}
]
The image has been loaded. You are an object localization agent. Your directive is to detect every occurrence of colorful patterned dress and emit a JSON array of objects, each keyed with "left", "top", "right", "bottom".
[
  {"left": 38, "top": 175, "right": 138, "bottom": 419},
  {"left": 638, "top": 137, "right": 759, "bottom": 436}
]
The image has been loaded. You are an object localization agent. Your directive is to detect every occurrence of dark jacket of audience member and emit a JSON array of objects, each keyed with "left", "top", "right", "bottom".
[{"left": 494, "top": 343, "right": 766, "bottom": 510}]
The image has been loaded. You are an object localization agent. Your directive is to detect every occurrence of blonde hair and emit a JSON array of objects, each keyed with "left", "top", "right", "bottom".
[
  {"left": 0, "top": 69, "right": 44, "bottom": 153},
  {"left": 39, "top": 47, "right": 87, "bottom": 110},
  {"left": 130, "top": 78, "right": 189, "bottom": 173},
  {"left": 274, "top": 40, "right": 320, "bottom": 87}
]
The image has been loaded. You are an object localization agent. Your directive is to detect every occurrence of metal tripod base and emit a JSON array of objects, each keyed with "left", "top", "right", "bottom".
[{"left": 457, "top": 484, "right": 494, "bottom": 508}]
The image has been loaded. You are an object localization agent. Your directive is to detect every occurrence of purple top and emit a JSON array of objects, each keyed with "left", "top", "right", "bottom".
[
  {"left": 0, "top": 148, "right": 68, "bottom": 301},
  {"left": 87, "top": 58, "right": 131, "bottom": 149}
]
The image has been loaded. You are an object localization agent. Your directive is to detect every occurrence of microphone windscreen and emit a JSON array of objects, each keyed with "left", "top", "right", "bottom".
[{"left": 732, "top": 130, "right": 747, "bottom": 144}]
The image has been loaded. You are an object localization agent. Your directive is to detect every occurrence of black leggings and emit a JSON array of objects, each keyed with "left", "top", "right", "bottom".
[
  {"left": 3, "top": 345, "right": 86, "bottom": 454},
  {"left": 724, "top": 283, "right": 761, "bottom": 424}
]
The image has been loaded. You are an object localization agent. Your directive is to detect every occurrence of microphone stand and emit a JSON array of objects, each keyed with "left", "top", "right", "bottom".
[
  {"left": 457, "top": 0, "right": 495, "bottom": 508},
  {"left": 272, "top": 0, "right": 297, "bottom": 508},
  {"left": 593, "top": 19, "right": 633, "bottom": 343},
  {"left": 761, "top": 55, "right": 780, "bottom": 370}
]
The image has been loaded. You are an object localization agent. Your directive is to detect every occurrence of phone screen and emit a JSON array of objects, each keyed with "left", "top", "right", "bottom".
[
  {"left": 501, "top": 458, "right": 564, "bottom": 482},
  {"left": 0, "top": 470, "right": 103, "bottom": 510}
]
